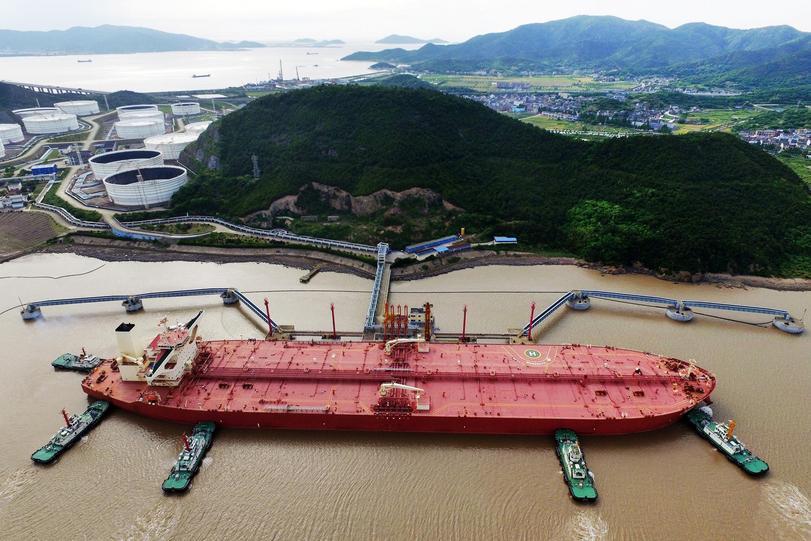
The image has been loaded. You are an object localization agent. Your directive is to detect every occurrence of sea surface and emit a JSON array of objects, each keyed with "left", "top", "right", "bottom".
[
  {"left": 0, "top": 253, "right": 809, "bottom": 540},
  {"left": 0, "top": 42, "right": 410, "bottom": 93}
]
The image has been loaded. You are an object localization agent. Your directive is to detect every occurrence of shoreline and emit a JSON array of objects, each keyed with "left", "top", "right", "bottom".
[{"left": 19, "top": 235, "right": 811, "bottom": 292}]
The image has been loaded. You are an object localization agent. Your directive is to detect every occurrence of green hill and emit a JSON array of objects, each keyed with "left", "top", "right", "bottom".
[
  {"left": 344, "top": 16, "right": 808, "bottom": 75},
  {"left": 177, "top": 85, "right": 811, "bottom": 277}
]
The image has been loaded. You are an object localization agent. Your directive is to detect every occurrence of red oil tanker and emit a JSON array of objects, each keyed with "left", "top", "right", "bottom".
[{"left": 82, "top": 312, "right": 715, "bottom": 435}]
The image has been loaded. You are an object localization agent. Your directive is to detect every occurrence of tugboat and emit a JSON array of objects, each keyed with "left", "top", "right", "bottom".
[
  {"left": 31, "top": 401, "right": 110, "bottom": 464},
  {"left": 162, "top": 422, "right": 216, "bottom": 493},
  {"left": 686, "top": 406, "right": 769, "bottom": 476},
  {"left": 52, "top": 349, "right": 102, "bottom": 373},
  {"left": 554, "top": 429, "right": 597, "bottom": 502}
]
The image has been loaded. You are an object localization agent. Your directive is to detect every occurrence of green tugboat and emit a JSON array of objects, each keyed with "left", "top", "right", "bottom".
[
  {"left": 554, "top": 429, "right": 597, "bottom": 502},
  {"left": 686, "top": 406, "right": 769, "bottom": 476},
  {"left": 31, "top": 401, "right": 110, "bottom": 464},
  {"left": 51, "top": 349, "right": 102, "bottom": 373},
  {"left": 162, "top": 422, "right": 216, "bottom": 493}
]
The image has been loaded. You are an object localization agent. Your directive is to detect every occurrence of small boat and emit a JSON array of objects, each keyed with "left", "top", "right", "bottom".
[
  {"left": 686, "top": 406, "right": 769, "bottom": 476},
  {"left": 52, "top": 349, "right": 102, "bottom": 373},
  {"left": 77, "top": 59, "right": 92, "bottom": 63},
  {"left": 31, "top": 401, "right": 110, "bottom": 464},
  {"left": 306, "top": 52, "right": 319, "bottom": 55},
  {"left": 162, "top": 422, "right": 216, "bottom": 493},
  {"left": 554, "top": 429, "right": 597, "bottom": 502},
  {"left": 192, "top": 74, "right": 211, "bottom": 78}
]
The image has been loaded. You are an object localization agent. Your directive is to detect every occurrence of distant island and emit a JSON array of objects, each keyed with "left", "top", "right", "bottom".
[
  {"left": 376, "top": 34, "right": 448, "bottom": 44},
  {"left": 266, "top": 38, "right": 346, "bottom": 48},
  {"left": 0, "top": 25, "right": 265, "bottom": 56}
]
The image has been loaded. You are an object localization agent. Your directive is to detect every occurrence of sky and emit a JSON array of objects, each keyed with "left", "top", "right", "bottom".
[{"left": 2, "top": 0, "right": 810, "bottom": 42}]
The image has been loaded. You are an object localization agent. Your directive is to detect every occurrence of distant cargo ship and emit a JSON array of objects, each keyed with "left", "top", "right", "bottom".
[
  {"left": 82, "top": 313, "right": 715, "bottom": 435},
  {"left": 192, "top": 74, "right": 211, "bottom": 78},
  {"left": 77, "top": 59, "right": 92, "bottom": 63}
]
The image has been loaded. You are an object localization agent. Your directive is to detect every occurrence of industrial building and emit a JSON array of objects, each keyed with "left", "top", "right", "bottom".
[
  {"left": 103, "top": 165, "right": 188, "bottom": 207},
  {"left": 0, "top": 124, "right": 25, "bottom": 143},
  {"left": 171, "top": 102, "right": 201, "bottom": 116},
  {"left": 116, "top": 105, "right": 160, "bottom": 120},
  {"left": 21, "top": 112, "right": 79, "bottom": 134},
  {"left": 88, "top": 149, "right": 163, "bottom": 178},
  {"left": 55, "top": 100, "right": 100, "bottom": 116},
  {"left": 114, "top": 119, "right": 165, "bottom": 139},
  {"left": 143, "top": 131, "right": 198, "bottom": 159}
]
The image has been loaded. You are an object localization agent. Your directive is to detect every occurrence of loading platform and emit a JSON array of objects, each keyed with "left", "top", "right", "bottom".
[
  {"left": 522, "top": 290, "right": 804, "bottom": 337},
  {"left": 20, "top": 288, "right": 279, "bottom": 333}
]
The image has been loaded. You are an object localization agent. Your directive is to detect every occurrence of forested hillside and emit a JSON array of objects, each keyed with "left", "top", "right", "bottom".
[{"left": 178, "top": 85, "right": 811, "bottom": 276}]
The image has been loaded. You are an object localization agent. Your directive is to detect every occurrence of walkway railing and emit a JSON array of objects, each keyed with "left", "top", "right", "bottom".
[{"left": 364, "top": 242, "right": 390, "bottom": 330}]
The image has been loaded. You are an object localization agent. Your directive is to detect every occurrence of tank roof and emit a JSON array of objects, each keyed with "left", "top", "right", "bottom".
[
  {"left": 105, "top": 165, "right": 185, "bottom": 185},
  {"left": 89, "top": 149, "right": 161, "bottom": 164},
  {"left": 144, "top": 132, "right": 198, "bottom": 144},
  {"left": 117, "top": 104, "right": 158, "bottom": 110}
]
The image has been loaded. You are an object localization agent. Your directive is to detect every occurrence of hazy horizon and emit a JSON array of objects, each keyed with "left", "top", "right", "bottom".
[{"left": 1, "top": 0, "right": 810, "bottom": 42}]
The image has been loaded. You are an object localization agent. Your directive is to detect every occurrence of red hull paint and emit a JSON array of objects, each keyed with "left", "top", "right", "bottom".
[{"left": 82, "top": 339, "right": 716, "bottom": 435}]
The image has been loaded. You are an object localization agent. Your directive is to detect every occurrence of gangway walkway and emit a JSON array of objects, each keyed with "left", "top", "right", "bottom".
[
  {"left": 522, "top": 290, "right": 803, "bottom": 337},
  {"left": 20, "top": 287, "right": 279, "bottom": 332},
  {"left": 364, "top": 243, "right": 390, "bottom": 332}
]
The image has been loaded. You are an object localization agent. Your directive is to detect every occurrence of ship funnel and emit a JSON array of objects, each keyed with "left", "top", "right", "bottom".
[
  {"left": 726, "top": 420, "right": 736, "bottom": 439},
  {"left": 115, "top": 322, "right": 137, "bottom": 356}
]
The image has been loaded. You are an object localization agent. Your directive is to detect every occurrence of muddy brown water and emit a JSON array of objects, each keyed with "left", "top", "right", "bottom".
[{"left": 0, "top": 253, "right": 809, "bottom": 540}]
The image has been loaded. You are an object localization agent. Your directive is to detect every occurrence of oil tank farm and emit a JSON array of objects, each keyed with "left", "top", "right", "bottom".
[
  {"left": 55, "top": 100, "right": 100, "bottom": 116},
  {"left": 114, "top": 119, "right": 165, "bottom": 139},
  {"left": 143, "top": 131, "right": 198, "bottom": 159},
  {"left": 12, "top": 107, "right": 60, "bottom": 118},
  {"left": 103, "top": 165, "right": 188, "bottom": 206},
  {"left": 184, "top": 121, "right": 212, "bottom": 134},
  {"left": 171, "top": 102, "right": 201, "bottom": 116},
  {"left": 89, "top": 149, "right": 163, "bottom": 178},
  {"left": 22, "top": 112, "right": 79, "bottom": 134},
  {"left": 116, "top": 105, "right": 160, "bottom": 120},
  {"left": 0, "top": 124, "right": 25, "bottom": 143}
]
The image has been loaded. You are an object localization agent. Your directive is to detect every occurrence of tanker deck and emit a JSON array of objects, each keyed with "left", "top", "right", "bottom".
[{"left": 82, "top": 321, "right": 715, "bottom": 435}]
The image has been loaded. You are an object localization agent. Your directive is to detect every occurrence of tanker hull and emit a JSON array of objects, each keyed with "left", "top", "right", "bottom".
[{"left": 82, "top": 339, "right": 715, "bottom": 436}]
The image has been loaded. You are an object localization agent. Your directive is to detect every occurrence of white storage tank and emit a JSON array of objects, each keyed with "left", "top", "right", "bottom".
[
  {"left": 103, "top": 165, "right": 188, "bottom": 207},
  {"left": 171, "top": 102, "right": 201, "bottom": 116},
  {"left": 12, "top": 107, "right": 60, "bottom": 118},
  {"left": 114, "top": 119, "right": 165, "bottom": 139},
  {"left": 184, "top": 121, "right": 212, "bottom": 134},
  {"left": 22, "top": 113, "right": 80, "bottom": 134},
  {"left": 55, "top": 100, "right": 100, "bottom": 116},
  {"left": 143, "top": 131, "right": 199, "bottom": 160},
  {"left": 88, "top": 149, "right": 164, "bottom": 178},
  {"left": 116, "top": 104, "right": 160, "bottom": 120},
  {"left": 0, "top": 123, "right": 25, "bottom": 143}
]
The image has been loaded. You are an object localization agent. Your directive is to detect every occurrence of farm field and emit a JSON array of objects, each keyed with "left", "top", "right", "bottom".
[
  {"left": 777, "top": 153, "right": 811, "bottom": 185},
  {"left": 421, "top": 74, "right": 636, "bottom": 92},
  {"left": 0, "top": 212, "right": 65, "bottom": 257},
  {"left": 520, "top": 114, "right": 646, "bottom": 137},
  {"left": 672, "top": 108, "right": 761, "bottom": 134}
]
